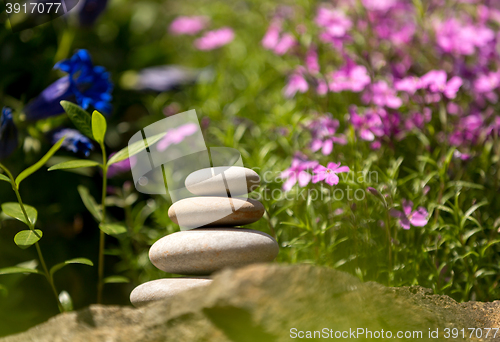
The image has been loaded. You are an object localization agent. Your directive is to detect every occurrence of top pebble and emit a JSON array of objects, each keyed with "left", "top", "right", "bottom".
[{"left": 185, "top": 166, "right": 260, "bottom": 196}]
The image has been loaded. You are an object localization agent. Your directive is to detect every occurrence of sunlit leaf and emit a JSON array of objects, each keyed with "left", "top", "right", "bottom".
[
  {"left": 92, "top": 110, "right": 107, "bottom": 145},
  {"left": 48, "top": 160, "right": 101, "bottom": 171},
  {"left": 1, "top": 202, "right": 37, "bottom": 226},
  {"left": 0, "top": 174, "right": 11, "bottom": 183},
  {"left": 0, "top": 267, "right": 43, "bottom": 275},
  {"left": 50, "top": 258, "right": 93, "bottom": 277},
  {"left": 77, "top": 186, "right": 102, "bottom": 221},
  {"left": 103, "top": 275, "right": 129, "bottom": 284},
  {"left": 99, "top": 223, "right": 127, "bottom": 236},
  {"left": 60, "top": 101, "right": 93, "bottom": 139},
  {"left": 107, "top": 131, "right": 166, "bottom": 166},
  {"left": 15, "top": 136, "right": 66, "bottom": 186},
  {"left": 14, "top": 229, "right": 42, "bottom": 249}
]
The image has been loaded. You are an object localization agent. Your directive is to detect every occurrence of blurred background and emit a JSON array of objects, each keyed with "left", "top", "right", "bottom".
[{"left": 2, "top": 0, "right": 500, "bottom": 337}]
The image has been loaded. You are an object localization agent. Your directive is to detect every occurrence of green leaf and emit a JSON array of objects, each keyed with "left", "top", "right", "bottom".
[
  {"left": 1, "top": 202, "right": 38, "bottom": 226},
  {"left": 15, "top": 136, "right": 66, "bottom": 186},
  {"left": 0, "top": 284, "right": 8, "bottom": 297},
  {"left": 92, "top": 110, "right": 107, "bottom": 144},
  {"left": 14, "top": 230, "right": 42, "bottom": 249},
  {"left": 58, "top": 291, "right": 73, "bottom": 312},
  {"left": 77, "top": 186, "right": 102, "bottom": 221},
  {"left": 60, "top": 101, "right": 93, "bottom": 139},
  {"left": 50, "top": 258, "right": 93, "bottom": 277},
  {"left": 99, "top": 223, "right": 127, "bottom": 236},
  {"left": 48, "top": 160, "right": 100, "bottom": 171},
  {"left": 0, "top": 267, "right": 43, "bottom": 276},
  {"left": 103, "top": 275, "right": 130, "bottom": 284},
  {"left": 0, "top": 174, "right": 11, "bottom": 183},
  {"left": 107, "top": 131, "right": 166, "bottom": 166}
]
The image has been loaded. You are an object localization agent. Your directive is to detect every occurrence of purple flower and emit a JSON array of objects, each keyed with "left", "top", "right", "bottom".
[
  {"left": 194, "top": 27, "right": 235, "bottom": 50},
  {"left": 312, "top": 162, "right": 350, "bottom": 186},
  {"left": 283, "top": 70, "right": 309, "bottom": 98},
  {"left": 308, "top": 115, "right": 347, "bottom": 155},
  {"left": 156, "top": 123, "right": 198, "bottom": 152},
  {"left": 126, "top": 65, "right": 207, "bottom": 92},
  {"left": 315, "top": 7, "right": 352, "bottom": 37},
  {"left": 420, "top": 70, "right": 462, "bottom": 99},
  {"left": 169, "top": 16, "right": 208, "bottom": 35},
  {"left": 281, "top": 155, "right": 318, "bottom": 191},
  {"left": 329, "top": 61, "right": 371, "bottom": 93},
  {"left": 390, "top": 199, "right": 429, "bottom": 229},
  {"left": 350, "top": 107, "right": 384, "bottom": 141}
]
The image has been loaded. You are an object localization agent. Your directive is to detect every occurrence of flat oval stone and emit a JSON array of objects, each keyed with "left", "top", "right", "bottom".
[
  {"left": 130, "top": 277, "right": 212, "bottom": 307},
  {"left": 168, "top": 197, "right": 264, "bottom": 229},
  {"left": 185, "top": 166, "right": 260, "bottom": 196},
  {"left": 149, "top": 228, "right": 279, "bottom": 275}
]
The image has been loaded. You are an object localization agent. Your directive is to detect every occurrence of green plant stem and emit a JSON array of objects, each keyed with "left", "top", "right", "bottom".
[
  {"left": 385, "top": 208, "right": 393, "bottom": 285},
  {"left": 0, "top": 163, "right": 64, "bottom": 312},
  {"left": 97, "top": 144, "right": 108, "bottom": 304}
]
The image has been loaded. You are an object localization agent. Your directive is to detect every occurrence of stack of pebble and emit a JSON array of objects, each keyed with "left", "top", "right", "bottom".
[{"left": 130, "top": 166, "right": 279, "bottom": 307}]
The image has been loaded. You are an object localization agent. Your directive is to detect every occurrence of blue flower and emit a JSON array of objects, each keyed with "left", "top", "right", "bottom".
[
  {"left": 51, "top": 128, "right": 93, "bottom": 157},
  {"left": 79, "top": 0, "right": 109, "bottom": 26},
  {"left": 24, "top": 49, "right": 113, "bottom": 120},
  {"left": 0, "top": 107, "right": 19, "bottom": 160}
]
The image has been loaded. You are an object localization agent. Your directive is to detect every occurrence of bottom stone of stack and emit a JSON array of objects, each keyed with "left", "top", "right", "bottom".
[
  {"left": 130, "top": 277, "right": 212, "bottom": 307},
  {"left": 149, "top": 228, "right": 279, "bottom": 275}
]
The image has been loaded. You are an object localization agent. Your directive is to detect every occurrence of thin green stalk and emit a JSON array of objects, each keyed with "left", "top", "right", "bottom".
[
  {"left": 0, "top": 163, "right": 64, "bottom": 312},
  {"left": 97, "top": 143, "right": 108, "bottom": 304},
  {"left": 385, "top": 208, "right": 393, "bottom": 285}
]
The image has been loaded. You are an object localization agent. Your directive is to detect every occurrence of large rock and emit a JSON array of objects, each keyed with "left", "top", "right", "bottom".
[{"left": 2, "top": 264, "right": 499, "bottom": 342}]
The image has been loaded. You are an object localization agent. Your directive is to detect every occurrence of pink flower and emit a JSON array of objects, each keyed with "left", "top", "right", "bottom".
[
  {"left": 362, "top": 0, "right": 397, "bottom": 12},
  {"left": 390, "top": 199, "right": 428, "bottom": 230},
  {"left": 394, "top": 76, "right": 422, "bottom": 95},
  {"left": 434, "top": 19, "right": 494, "bottom": 55},
  {"left": 169, "top": 16, "right": 208, "bottom": 35},
  {"left": 309, "top": 115, "right": 347, "bottom": 155},
  {"left": 305, "top": 48, "right": 320, "bottom": 74},
  {"left": 273, "top": 33, "right": 296, "bottom": 55},
  {"left": 368, "top": 81, "right": 402, "bottom": 108},
  {"left": 350, "top": 108, "right": 384, "bottom": 141},
  {"left": 474, "top": 71, "right": 500, "bottom": 93},
  {"left": 312, "top": 162, "right": 350, "bottom": 186},
  {"left": 194, "top": 27, "right": 235, "bottom": 50},
  {"left": 283, "top": 70, "right": 309, "bottom": 98},
  {"left": 281, "top": 155, "right": 318, "bottom": 191},
  {"left": 420, "top": 70, "right": 462, "bottom": 99},
  {"left": 107, "top": 155, "right": 137, "bottom": 178},
  {"left": 315, "top": 7, "right": 352, "bottom": 37},
  {"left": 262, "top": 19, "right": 282, "bottom": 49},
  {"left": 156, "top": 123, "right": 198, "bottom": 152},
  {"left": 329, "top": 61, "right": 371, "bottom": 93}
]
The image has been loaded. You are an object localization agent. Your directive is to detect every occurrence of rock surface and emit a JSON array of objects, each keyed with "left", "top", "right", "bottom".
[
  {"left": 149, "top": 228, "right": 279, "bottom": 275},
  {"left": 2, "top": 264, "right": 500, "bottom": 342},
  {"left": 130, "top": 277, "right": 212, "bottom": 307},
  {"left": 185, "top": 166, "right": 260, "bottom": 196},
  {"left": 168, "top": 197, "right": 265, "bottom": 229}
]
